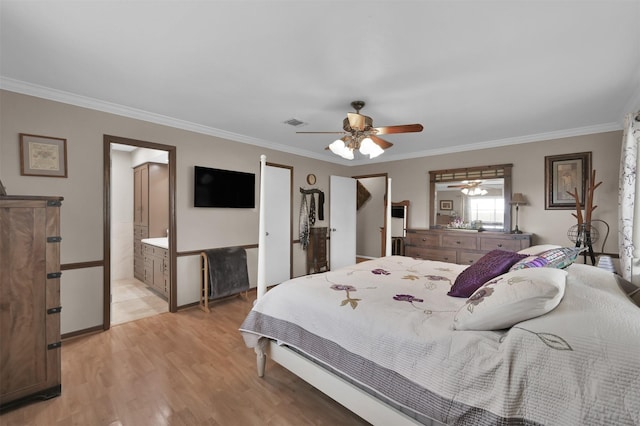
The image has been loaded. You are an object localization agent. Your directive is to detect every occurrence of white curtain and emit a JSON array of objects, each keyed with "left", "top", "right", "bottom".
[{"left": 618, "top": 112, "right": 640, "bottom": 282}]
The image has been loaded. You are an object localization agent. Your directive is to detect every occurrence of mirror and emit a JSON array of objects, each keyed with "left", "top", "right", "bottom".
[
  {"left": 429, "top": 164, "right": 512, "bottom": 232},
  {"left": 391, "top": 200, "right": 410, "bottom": 237}
]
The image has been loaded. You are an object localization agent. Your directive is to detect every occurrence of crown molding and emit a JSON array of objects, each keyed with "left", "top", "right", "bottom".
[
  {"left": 1, "top": 76, "right": 623, "bottom": 167},
  {"left": 354, "top": 121, "right": 623, "bottom": 166},
  {"left": 0, "top": 77, "right": 335, "bottom": 161}
]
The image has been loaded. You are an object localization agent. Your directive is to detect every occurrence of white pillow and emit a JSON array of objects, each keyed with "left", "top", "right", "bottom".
[
  {"left": 518, "top": 244, "right": 562, "bottom": 255},
  {"left": 453, "top": 267, "right": 567, "bottom": 331}
]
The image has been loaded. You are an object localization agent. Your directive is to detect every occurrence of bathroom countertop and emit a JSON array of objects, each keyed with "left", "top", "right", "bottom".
[{"left": 141, "top": 237, "right": 168, "bottom": 249}]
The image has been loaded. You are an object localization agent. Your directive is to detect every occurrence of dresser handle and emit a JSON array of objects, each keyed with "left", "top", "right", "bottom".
[
  {"left": 456, "top": 241, "right": 461, "bottom": 244},
  {"left": 421, "top": 238, "right": 426, "bottom": 241},
  {"left": 497, "top": 244, "right": 503, "bottom": 247}
]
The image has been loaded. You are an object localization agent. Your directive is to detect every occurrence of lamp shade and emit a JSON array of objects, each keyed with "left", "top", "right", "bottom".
[
  {"left": 329, "top": 139, "right": 346, "bottom": 155},
  {"left": 511, "top": 193, "right": 528, "bottom": 205}
]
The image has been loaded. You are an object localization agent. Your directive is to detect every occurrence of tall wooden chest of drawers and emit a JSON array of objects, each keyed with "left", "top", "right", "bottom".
[{"left": 0, "top": 196, "right": 63, "bottom": 411}]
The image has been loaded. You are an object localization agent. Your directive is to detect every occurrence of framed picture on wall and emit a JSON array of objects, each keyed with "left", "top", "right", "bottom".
[
  {"left": 20, "top": 133, "right": 68, "bottom": 178},
  {"left": 545, "top": 151, "right": 591, "bottom": 210},
  {"left": 440, "top": 200, "right": 453, "bottom": 210}
]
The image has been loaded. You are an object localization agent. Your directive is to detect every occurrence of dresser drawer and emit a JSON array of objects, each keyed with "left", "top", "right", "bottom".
[
  {"left": 441, "top": 234, "right": 477, "bottom": 250},
  {"left": 458, "top": 251, "right": 485, "bottom": 266},
  {"left": 406, "top": 246, "right": 456, "bottom": 263},
  {"left": 480, "top": 237, "right": 524, "bottom": 252},
  {"left": 406, "top": 233, "right": 440, "bottom": 248}
]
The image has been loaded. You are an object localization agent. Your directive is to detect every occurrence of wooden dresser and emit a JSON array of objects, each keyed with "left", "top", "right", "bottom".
[
  {"left": 0, "top": 196, "right": 63, "bottom": 411},
  {"left": 405, "top": 228, "right": 531, "bottom": 265},
  {"left": 306, "top": 227, "right": 329, "bottom": 274}
]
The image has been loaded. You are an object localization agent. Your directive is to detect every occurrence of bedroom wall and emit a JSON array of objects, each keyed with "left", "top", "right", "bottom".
[
  {"left": 0, "top": 90, "right": 346, "bottom": 334},
  {"left": 0, "top": 89, "right": 624, "bottom": 335},
  {"left": 351, "top": 131, "right": 623, "bottom": 255}
]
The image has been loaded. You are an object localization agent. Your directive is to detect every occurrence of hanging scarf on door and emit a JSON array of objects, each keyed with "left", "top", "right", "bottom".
[
  {"left": 309, "top": 192, "right": 316, "bottom": 226},
  {"left": 318, "top": 191, "right": 325, "bottom": 220},
  {"left": 299, "top": 193, "right": 310, "bottom": 249}
]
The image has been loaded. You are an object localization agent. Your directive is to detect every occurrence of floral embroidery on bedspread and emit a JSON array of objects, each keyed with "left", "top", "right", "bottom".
[
  {"left": 330, "top": 284, "right": 361, "bottom": 309},
  {"left": 325, "top": 261, "right": 460, "bottom": 312}
]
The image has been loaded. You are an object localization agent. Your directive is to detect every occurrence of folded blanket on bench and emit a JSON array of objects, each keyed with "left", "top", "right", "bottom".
[{"left": 203, "top": 247, "right": 250, "bottom": 299}]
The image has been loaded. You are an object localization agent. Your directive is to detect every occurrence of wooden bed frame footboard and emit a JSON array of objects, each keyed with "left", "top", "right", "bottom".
[{"left": 255, "top": 340, "right": 442, "bottom": 426}]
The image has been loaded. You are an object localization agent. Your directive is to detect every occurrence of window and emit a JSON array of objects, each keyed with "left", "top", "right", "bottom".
[{"left": 468, "top": 197, "right": 504, "bottom": 229}]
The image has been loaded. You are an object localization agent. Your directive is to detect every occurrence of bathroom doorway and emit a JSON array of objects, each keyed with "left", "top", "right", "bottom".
[{"left": 103, "top": 135, "right": 177, "bottom": 330}]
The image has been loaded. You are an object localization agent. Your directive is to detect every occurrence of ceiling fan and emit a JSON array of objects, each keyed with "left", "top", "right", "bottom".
[
  {"left": 297, "top": 100, "right": 423, "bottom": 160},
  {"left": 447, "top": 180, "right": 483, "bottom": 189},
  {"left": 448, "top": 180, "right": 488, "bottom": 196}
]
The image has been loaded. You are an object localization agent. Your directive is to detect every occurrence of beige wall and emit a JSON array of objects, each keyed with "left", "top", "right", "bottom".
[
  {"left": 351, "top": 131, "right": 622, "bottom": 253},
  {"left": 0, "top": 90, "right": 623, "bottom": 334},
  {"left": 0, "top": 90, "right": 346, "bottom": 334}
]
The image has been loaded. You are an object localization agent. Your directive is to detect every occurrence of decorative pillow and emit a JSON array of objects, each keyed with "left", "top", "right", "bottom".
[
  {"left": 517, "top": 244, "right": 562, "bottom": 256},
  {"left": 453, "top": 267, "right": 567, "bottom": 331},
  {"left": 448, "top": 250, "right": 528, "bottom": 298},
  {"left": 510, "top": 247, "right": 584, "bottom": 271}
]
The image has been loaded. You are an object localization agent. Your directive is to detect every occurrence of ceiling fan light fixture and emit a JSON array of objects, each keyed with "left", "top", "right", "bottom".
[
  {"left": 364, "top": 139, "right": 384, "bottom": 158},
  {"left": 461, "top": 187, "right": 488, "bottom": 196},
  {"left": 329, "top": 139, "right": 347, "bottom": 155},
  {"left": 359, "top": 137, "right": 374, "bottom": 155}
]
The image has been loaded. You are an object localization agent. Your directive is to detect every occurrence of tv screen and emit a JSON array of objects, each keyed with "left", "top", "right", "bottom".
[
  {"left": 194, "top": 166, "right": 255, "bottom": 208},
  {"left": 391, "top": 206, "right": 405, "bottom": 218}
]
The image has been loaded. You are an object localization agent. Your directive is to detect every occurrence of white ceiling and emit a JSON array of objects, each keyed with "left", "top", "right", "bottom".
[{"left": 2, "top": 1, "right": 639, "bottom": 165}]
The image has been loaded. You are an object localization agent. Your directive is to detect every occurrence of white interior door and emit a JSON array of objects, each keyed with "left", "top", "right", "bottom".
[
  {"left": 330, "top": 175, "right": 356, "bottom": 270},
  {"left": 264, "top": 165, "right": 291, "bottom": 285}
]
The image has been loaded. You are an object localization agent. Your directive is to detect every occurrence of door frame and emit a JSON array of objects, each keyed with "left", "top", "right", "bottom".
[
  {"left": 103, "top": 135, "right": 177, "bottom": 331},
  {"left": 352, "top": 173, "right": 388, "bottom": 256}
]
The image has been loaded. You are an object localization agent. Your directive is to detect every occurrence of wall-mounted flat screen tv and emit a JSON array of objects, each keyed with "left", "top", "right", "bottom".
[{"left": 194, "top": 166, "right": 255, "bottom": 208}]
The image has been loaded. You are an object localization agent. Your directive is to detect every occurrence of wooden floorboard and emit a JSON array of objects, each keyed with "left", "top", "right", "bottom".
[{"left": 1, "top": 291, "right": 369, "bottom": 426}]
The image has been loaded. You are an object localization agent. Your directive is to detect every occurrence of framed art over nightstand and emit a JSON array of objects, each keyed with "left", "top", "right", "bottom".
[{"left": 20, "top": 133, "right": 68, "bottom": 178}]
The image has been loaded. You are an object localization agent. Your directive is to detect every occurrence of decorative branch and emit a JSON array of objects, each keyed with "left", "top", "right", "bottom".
[
  {"left": 567, "top": 187, "right": 583, "bottom": 227},
  {"left": 584, "top": 169, "right": 602, "bottom": 227},
  {"left": 566, "top": 169, "right": 602, "bottom": 230}
]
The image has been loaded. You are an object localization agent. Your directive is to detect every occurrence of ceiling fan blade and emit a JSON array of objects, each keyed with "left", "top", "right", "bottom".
[
  {"left": 374, "top": 124, "right": 423, "bottom": 135},
  {"left": 370, "top": 135, "right": 393, "bottom": 150},
  {"left": 347, "top": 112, "right": 367, "bottom": 131},
  {"left": 296, "top": 131, "right": 347, "bottom": 134}
]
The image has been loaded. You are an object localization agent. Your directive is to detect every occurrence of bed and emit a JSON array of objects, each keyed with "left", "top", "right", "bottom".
[{"left": 240, "top": 253, "right": 640, "bottom": 425}]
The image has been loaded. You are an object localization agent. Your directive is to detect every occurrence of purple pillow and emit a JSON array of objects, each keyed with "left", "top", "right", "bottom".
[{"left": 448, "top": 250, "right": 528, "bottom": 298}]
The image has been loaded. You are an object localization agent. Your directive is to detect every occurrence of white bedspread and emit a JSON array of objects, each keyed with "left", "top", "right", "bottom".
[{"left": 240, "top": 256, "right": 640, "bottom": 425}]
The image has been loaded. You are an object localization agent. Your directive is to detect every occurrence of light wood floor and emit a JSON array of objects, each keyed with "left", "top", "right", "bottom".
[
  {"left": 111, "top": 278, "right": 168, "bottom": 326},
  {"left": 0, "top": 291, "right": 369, "bottom": 426}
]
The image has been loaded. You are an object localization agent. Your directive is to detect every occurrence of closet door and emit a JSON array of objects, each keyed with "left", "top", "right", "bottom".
[{"left": 264, "top": 164, "right": 291, "bottom": 286}]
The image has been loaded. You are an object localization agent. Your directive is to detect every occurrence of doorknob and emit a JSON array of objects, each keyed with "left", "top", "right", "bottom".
[
  {"left": 331, "top": 228, "right": 337, "bottom": 232},
  {"left": 265, "top": 232, "right": 269, "bottom": 236}
]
